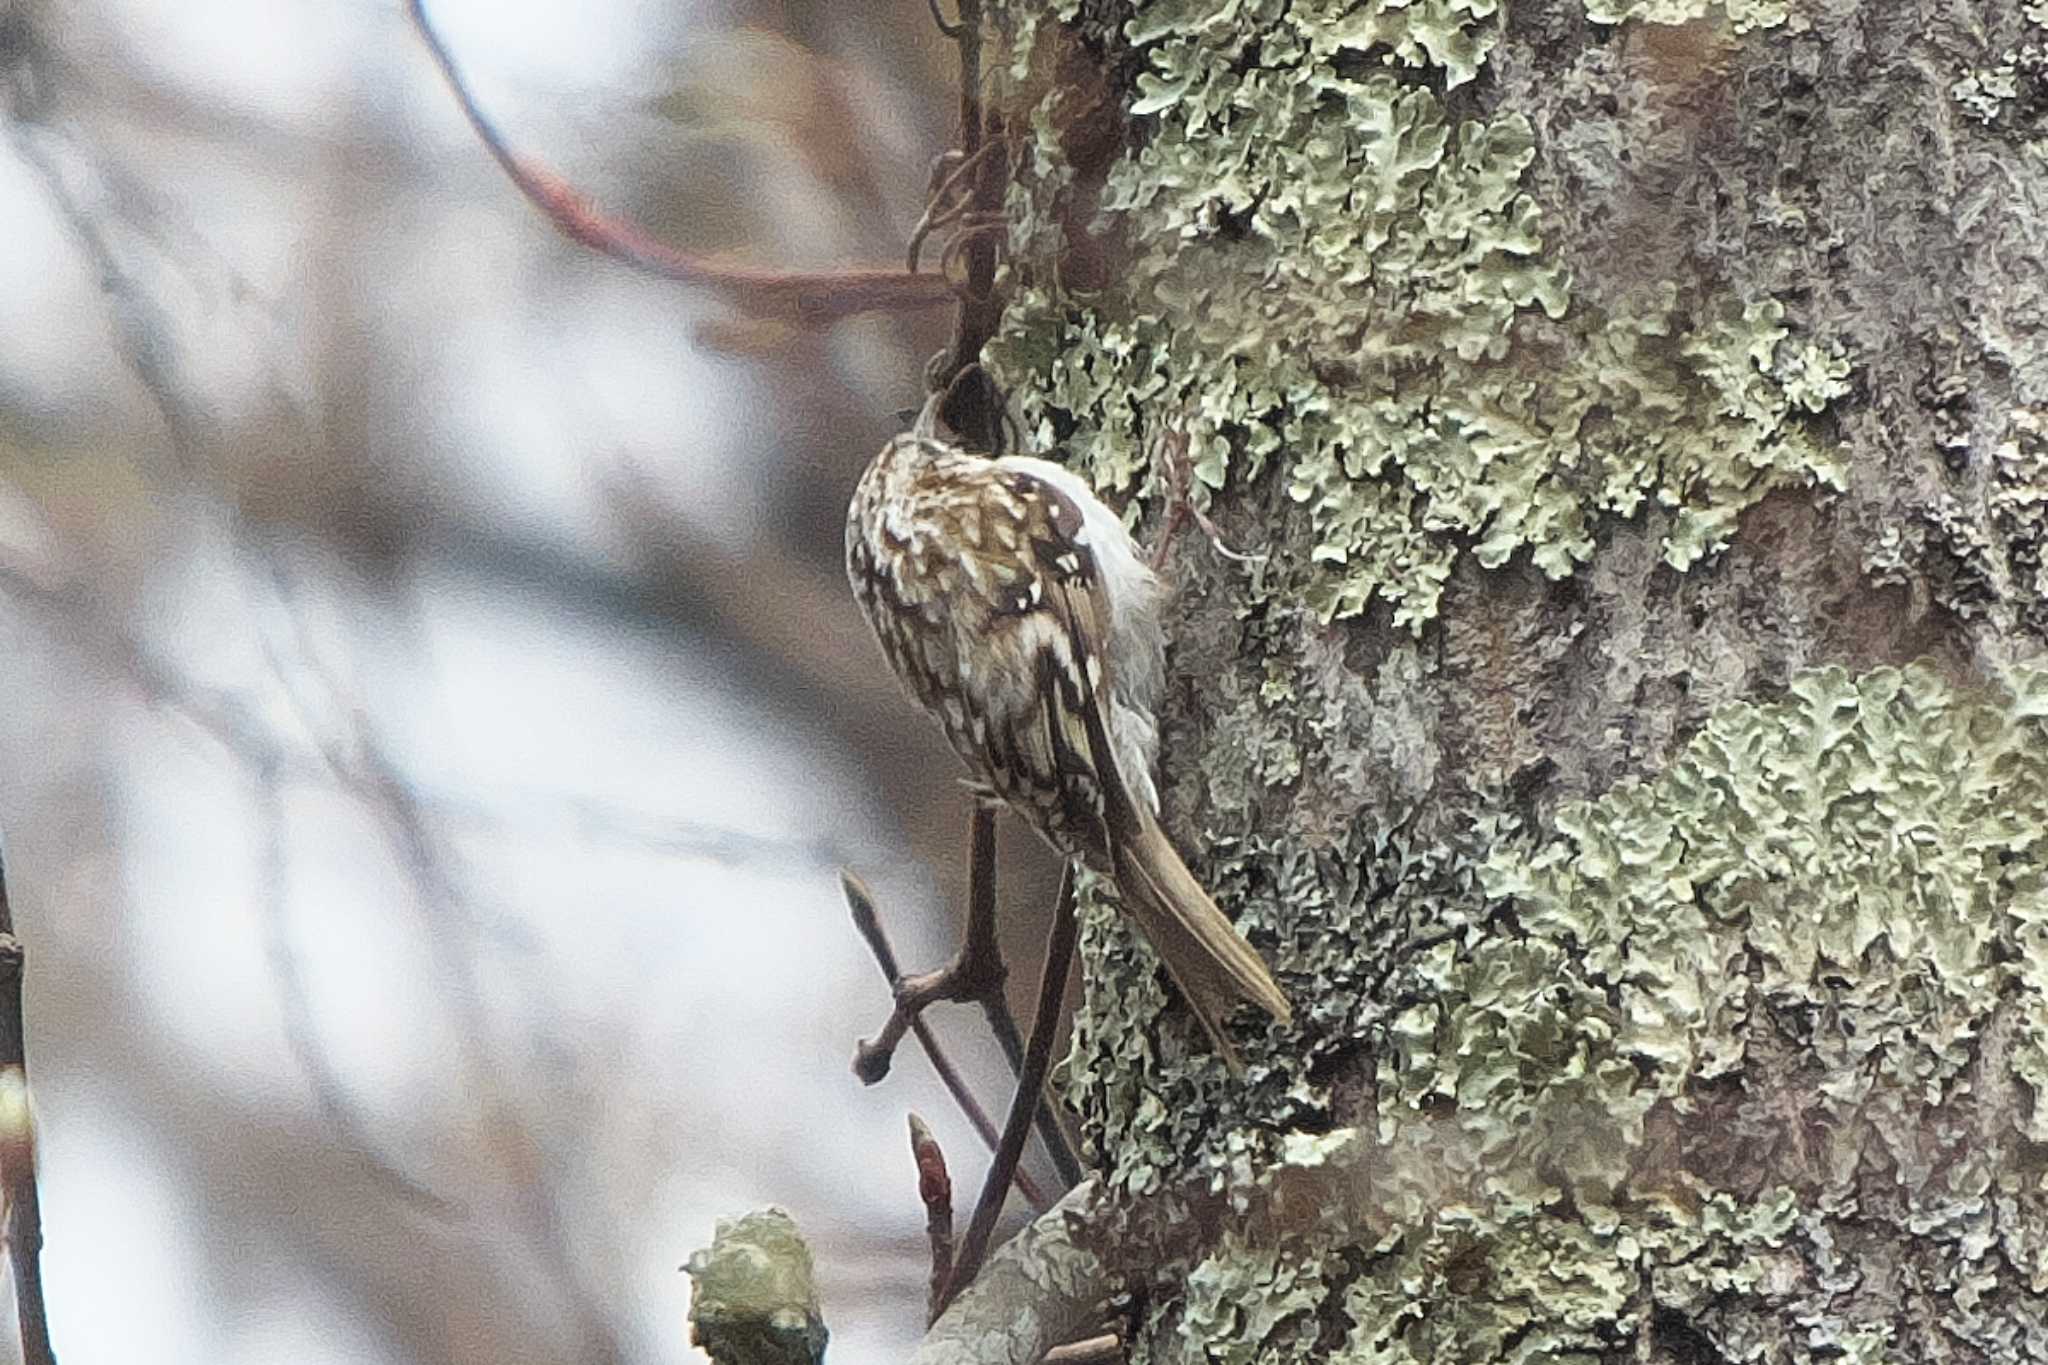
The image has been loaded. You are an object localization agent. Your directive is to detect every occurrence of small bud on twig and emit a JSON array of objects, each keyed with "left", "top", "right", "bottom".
[{"left": 909, "top": 1112, "right": 956, "bottom": 1325}]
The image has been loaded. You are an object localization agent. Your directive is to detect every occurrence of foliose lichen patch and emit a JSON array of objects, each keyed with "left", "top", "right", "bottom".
[
  {"left": 978, "top": 2, "right": 2044, "bottom": 1359},
  {"left": 1064, "top": 663, "right": 2048, "bottom": 1361},
  {"left": 987, "top": 0, "right": 1852, "bottom": 629}
]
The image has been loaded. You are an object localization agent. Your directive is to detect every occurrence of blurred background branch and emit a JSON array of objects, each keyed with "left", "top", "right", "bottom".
[
  {"left": 0, "top": 853, "right": 56, "bottom": 1365},
  {"left": 408, "top": 0, "right": 957, "bottom": 323},
  {"left": 0, "top": 0, "right": 1065, "bottom": 1361}
]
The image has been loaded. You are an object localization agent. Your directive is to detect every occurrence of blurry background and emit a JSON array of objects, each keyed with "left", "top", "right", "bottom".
[{"left": 0, "top": 1, "right": 1065, "bottom": 1360}]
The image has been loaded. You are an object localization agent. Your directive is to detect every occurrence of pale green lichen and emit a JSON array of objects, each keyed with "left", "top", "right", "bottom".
[
  {"left": 1439, "top": 663, "right": 2048, "bottom": 1358},
  {"left": 988, "top": 0, "right": 1851, "bottom": 629},
  {"left": 988, "top": 3, "right": 2041, "bottom": 1358},
  {"left": 1056, "top": 802, "right": 1491, "bottom": 1198},
  {"left": 1952, "top": 57, "right": 2022, "bottom": 124},
  {"left": 1062, "top": 664, "right": 2048, "bottom": 1361},
  {"left": 1994, "top": 408, "right": 2048, "bottom": 616},
  {"left": 684, "top": 1208, "right": 829, "bottom": 1365},
  {"left": 1478, "top": 664, "right": 2048, "bottom": 1141},
  {"left": 1179, "top": 1240, "right": 1336, "bottom": 1363},
  {"left": 1585, "top": 0, "right": 1793, "bottom": 31},
  {"left": 1340, "top": 1210, "right": 1639, "bottom": 1360},
  {"left": 1315, "top": 0, "right": 1501, "bottom": 92}
]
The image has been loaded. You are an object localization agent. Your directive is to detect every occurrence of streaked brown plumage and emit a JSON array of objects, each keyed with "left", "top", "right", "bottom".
[{"left": 845, "top": 415, "right": 1291, "bottom": 1072}]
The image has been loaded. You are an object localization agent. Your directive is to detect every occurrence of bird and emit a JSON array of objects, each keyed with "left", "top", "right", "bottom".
[{"left": 845, "top": 391, "right": 1292, "bottom": 1072}]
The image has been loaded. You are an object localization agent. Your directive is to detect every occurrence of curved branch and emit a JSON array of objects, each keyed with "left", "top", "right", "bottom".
[{"left": 404, "top": 0, "right": 956, "bottom": 325}]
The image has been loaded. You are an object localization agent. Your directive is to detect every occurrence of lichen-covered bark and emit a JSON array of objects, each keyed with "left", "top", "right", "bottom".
[{"left": 979, "top": 1, "right": 2048, "bottom": 1360}]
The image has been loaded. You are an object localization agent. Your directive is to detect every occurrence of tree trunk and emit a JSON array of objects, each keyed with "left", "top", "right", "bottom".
[{"left": 980, "top": 1, "right": 2048, "bottom": 1359}]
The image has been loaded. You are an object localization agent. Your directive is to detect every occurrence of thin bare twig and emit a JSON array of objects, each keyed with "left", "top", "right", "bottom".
[
  {"left": 961, "top": 807, "right": 1011, "bottom": 1046},
  {"left": 1, "top": 567, "right": 464, "bottom": 1217},
  {"left": 404, "top": 0, "right": 955, "bottom": 325},
  {"left": 10, "top": 19, "right": 633, "bottom": 1353},
  {"left": 8, "top": 21, "right": 465, "bottom": 1228},
  {"left": 908, "top": 1113, "right": 956, "bottom": 1326},
  {"left": 931, "top": 0, "right": 1007, "bottom": 388},
  {"left": 0, "top": 852, "right": 56, "bottom": 1365},
  {"left": 848, "top": 807, "right": 1083, "bottom": 1190},
  {"left": 254, "top": 559, "right": 631, "bottom": 1363},
  {"left": 938, "top": 218, "right": 1009, "bottom": 296},
  {"left": 960, "top": 810, "right": 1083, "bottom": 1191},
  {"left": 843, "top": 872, "right": 1049, "bottom": 1209},
  {"left": 851, "top": 807, "right": 1009, "bottom": 1083},
  {"left": 907, "top": 143, "right": 997, "bottom": 273},
  {"left": 939, "top": 867, "right": 1078, "bottom": 1310}
]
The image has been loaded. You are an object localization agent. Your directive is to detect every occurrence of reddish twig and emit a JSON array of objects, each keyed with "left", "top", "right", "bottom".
[
  {"left": 908, "top": 1113, "right": 956, "bottom": 1326},
  {"left": 938, "top": 867, "right": 1078, "bottom": 1311},
  {"left": 843, "top": 872, "right": 1049, "bottom": 1209},
  {"left": 404, "top": 0, "right": 955, "bottom": 325},
  {"left": 0, "top": 854, "right": 55, "bottom": 1365}
]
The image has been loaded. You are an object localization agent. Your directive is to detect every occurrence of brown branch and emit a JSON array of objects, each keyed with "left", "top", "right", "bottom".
[
  {"left": 939, "top": 0, "right": 1007, "bottom": 381},
  {"left": 960, "top": 811, "right": 1084, "bottom": 1190},
  {"left": 849, "top": 807, "right": 1083, "bottom": 1189},
  {"left": 843, "top": 872, "right": 1049, "bottom": 1209},
  {"left": 924, "top": 0, "right": 965, "bottom": 39},
  {"left": 908, "top": 1113, "right": 956, "bottom": 1326},
  {"left": 0, "top": 853, "right": 56, "bottom": 1365},
  {"left": 938, "top": 218, "right": 1009, "bottom": 293},
  {"left": 907, "top": 143, "right": 997, "bottom": 273},
  {"left": 1043, "top": 1334, "right": 1122, "bottom": 1365},
  {"left": 939, "top": 867, "right": 1077, "bottom": 1310},
  {"left": 404, "top": 0, "right": 956, "bottom": 325}
]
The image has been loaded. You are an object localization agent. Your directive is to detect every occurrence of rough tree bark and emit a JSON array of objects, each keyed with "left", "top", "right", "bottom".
[{"left": 971, "top": 1, "right": 2048, "bottom": 1360}]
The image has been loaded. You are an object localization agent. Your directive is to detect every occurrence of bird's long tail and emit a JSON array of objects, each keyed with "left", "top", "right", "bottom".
[{"left": 1110, "top": 811, "right": 1292, "bottom": 1075}]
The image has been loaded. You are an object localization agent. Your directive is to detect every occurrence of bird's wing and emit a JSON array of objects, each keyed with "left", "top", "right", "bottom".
[
  {"left": 993, "top": 466, "right": 1291, "bottom": 1063},
  {"left": 962, "top": 463, "right": 1137, "bottom": 866}
]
